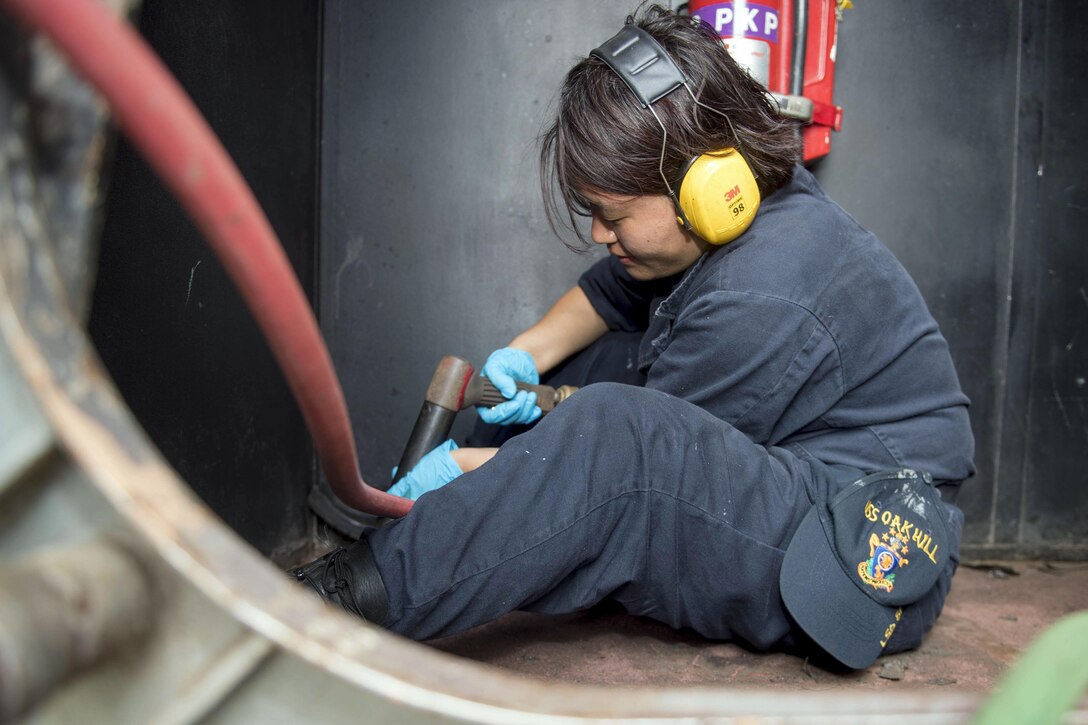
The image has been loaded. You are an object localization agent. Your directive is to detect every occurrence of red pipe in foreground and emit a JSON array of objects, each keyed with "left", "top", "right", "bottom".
[{"left": 2, "top": 0, "right": 413, "bottom": 518}]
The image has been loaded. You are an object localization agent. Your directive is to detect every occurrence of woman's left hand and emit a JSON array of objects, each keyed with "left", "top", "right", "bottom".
[{"left": 388, "top": 439, "right": 463, "bottom": 500}]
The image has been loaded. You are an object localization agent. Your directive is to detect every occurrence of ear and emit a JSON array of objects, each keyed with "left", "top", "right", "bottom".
[{"left": 677, "top": 149, "right": 761, "bottom": 245}]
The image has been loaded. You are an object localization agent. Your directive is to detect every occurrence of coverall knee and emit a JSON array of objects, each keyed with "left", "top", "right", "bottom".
[{"left": 370, "top": 382, "right": 826, "bottom": 648}]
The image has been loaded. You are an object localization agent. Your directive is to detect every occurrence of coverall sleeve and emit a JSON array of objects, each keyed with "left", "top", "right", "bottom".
[
  {"left": 644, "top": 289, "right": 844, "bottom": 446},
  {"left": 577, "top": 256, "right": 667, "bottom": 332}
]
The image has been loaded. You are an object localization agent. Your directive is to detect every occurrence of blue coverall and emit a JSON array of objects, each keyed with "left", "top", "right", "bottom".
[{"left": 367, "top": 166, "right": 975, "bottom": 656}]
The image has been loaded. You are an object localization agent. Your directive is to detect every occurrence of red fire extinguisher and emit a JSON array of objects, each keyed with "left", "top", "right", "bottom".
[{"left": 687, "top": 0, "right": 847, "bottom": 162}]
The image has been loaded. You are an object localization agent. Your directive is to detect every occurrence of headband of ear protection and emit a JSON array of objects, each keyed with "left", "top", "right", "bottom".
[{"left": 589, "top": 22, "right": 760, "bottom": 245}]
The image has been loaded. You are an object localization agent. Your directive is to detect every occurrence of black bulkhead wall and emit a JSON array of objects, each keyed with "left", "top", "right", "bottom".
[
  {"left": 321, "top": 0, "right": 1087, "bottom": 558},
  {"left": 81, "top": 1, "right": 1088, "bottom": 559},
  {"left": 1000, "top": 0, "right": 1088, "bottom": 557},
  {"left": 89, "top": 0, "right": 321, "bottom": 556},
  {"left": 819, "top": 0, "right": 1088, "bottom": 558},
  {"left": 814, "top": 1, "right": 1019, "bottom": 552}
]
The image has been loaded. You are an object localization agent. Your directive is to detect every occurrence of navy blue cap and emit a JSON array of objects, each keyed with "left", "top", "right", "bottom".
[{"left": 780, "top": 469, "right": 950, "bottom": 669}]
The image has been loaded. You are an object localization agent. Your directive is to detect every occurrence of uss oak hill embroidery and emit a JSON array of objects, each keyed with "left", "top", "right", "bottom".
[{"left": 858, "top": 499, "right": 940, "bottom": 593}]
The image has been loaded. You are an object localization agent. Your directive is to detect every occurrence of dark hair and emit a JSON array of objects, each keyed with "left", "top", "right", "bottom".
[{"left": 540, "top": 4, "right": 800, "bottom": 247}]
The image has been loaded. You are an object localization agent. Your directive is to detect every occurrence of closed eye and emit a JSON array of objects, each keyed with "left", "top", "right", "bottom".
[{"left": 595, "top": 209, "right": 624, "bottom": 224}]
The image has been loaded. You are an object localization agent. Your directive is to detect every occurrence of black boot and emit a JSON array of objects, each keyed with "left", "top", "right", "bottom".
[{"left": 290, "top": 538, "right": 389, "bottom": 624}]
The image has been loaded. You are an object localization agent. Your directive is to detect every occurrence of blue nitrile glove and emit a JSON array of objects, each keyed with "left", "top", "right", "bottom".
[
  {"left": 477, "top": 347, "right": 542, "bottom": 425},
  {"left": 387, "top": 439, "right": 462, "bottom": 500}
]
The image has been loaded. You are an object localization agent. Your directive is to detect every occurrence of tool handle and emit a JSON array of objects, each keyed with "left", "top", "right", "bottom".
[
  {"left": 390, "top": 358, "right": 579, "bottom": 488},
  {"left": 389, "top": 401, "right": 458, "bottom": 488},
  {"left": 473, "top": 378, "right": 576, "bottom": 414},
  {"left": 388, "top": 356, "right": 475, "bottom": 489}
]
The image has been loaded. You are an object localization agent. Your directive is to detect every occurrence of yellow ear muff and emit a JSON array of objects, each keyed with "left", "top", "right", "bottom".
[{"left": 677, "top": 149, "right": 761, "bottom": 245}]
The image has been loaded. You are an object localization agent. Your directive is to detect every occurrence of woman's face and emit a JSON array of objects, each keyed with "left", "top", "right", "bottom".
[{"left": 584, "top": 190, "right": 710, "bottom": 281}]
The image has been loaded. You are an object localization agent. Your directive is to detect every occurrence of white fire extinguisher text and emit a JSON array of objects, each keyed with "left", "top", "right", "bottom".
[{"left": 713, "top": 6, "right": 779, "bottom": 37}]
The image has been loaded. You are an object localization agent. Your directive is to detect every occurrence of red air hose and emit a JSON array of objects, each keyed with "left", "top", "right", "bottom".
[{"left": 2, "top": 0, "right": 413, "bottom": 518}]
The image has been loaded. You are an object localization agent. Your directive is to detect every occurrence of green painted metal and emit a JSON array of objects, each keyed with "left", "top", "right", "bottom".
[{"left": 974, "top": 611, "right": 1088, "bottom": 725}]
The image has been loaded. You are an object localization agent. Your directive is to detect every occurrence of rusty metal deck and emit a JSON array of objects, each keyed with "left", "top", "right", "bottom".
[{"left": 431, "top": 561, "right": 1088, "bottom": 691}]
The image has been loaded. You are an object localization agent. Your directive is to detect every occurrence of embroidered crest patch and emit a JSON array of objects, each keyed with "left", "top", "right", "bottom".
[{"left": 857, "top": 530, "right": 910, "bottom": 592}]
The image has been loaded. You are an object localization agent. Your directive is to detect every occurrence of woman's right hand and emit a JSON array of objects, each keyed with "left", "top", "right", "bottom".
[{"left": 476, "top": 347, "right": 542, "bottom": 425}]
